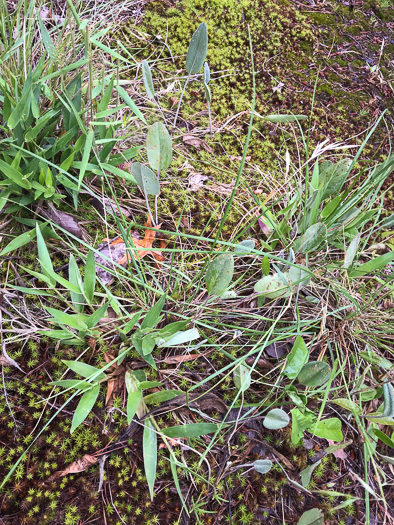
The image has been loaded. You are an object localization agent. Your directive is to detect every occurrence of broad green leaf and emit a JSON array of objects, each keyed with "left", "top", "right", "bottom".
[
  {"left": 142, "top": 334, "right": 156, "bottom": 356},
  {"left": 254, "top": 272, "right": 291, "bottom": 299},
  {"left": 51, "top": 379, "right": 93, "bottom": 391},
  {"left": 348, "top": 251, "right": 394, "bottom": 278},
  {"left": 144, "top": 390, "right": 183, "bottom": 404},
  {"left": 234, "top": 239, "right": 255, "bottom": 253},
  {"left": 70, "top": 383, "right": 100, "bottom": 433},
  {"left": 206, "top": 254, "right": 234, "bottom": 296},
  {"left": 344, "top": 232, "right": 361, "bottom": 268},
  {"left": 8, "top": 285, "right": 53, "bottom": 296},
  {"left": 46, "top": 307, "right": 88, "bottom": 331},
  {"left": 62, "top": 359, "right": 106, "bottom": 381},
  {"left": 263, "top": 114, "right": 307, "bottom": 123},
  {"left": 185, "top": 23, "right": 208, "bottom": 74},
  {"left": 300, "top": 460, "right": 321, "bottom": 488},
  {"left": 84, "top": 250, "right": 96, "bottom": 303},
  {"left": 293, "top": 223, "right": 327, "bottom": 253},
  {"left": 78, "top": 129, "right": 93, "bottom": 189},
  {"left": 36, "top": 224, "right": 55, "bottom": 286},
  {"left": 127, "top": 389, "right": 142, "bottom": 424},
  {"left": 233, "top": 363, "right": 251, "bottom": 392},
  {"left": 143, "top": 418, "right": 157, "bottom": 500},
  {"left": 69, "top": 254, "right": 84, "bottom": 312},
  {"left": 131, "top": 162, "right": 160, "bottom": 196},
  {"left": 291, "top": 408, "right": 315, "bottom": 445},
  {"left": 325, "top": 441, "right": 352, "bottom": 455},
  {"left": 37, "top": 328, "right": 74, "bottom": 339},
  {"left": 7, "top": 89, "right": 31, "bottom": 129},
  {"left": 141, "top": 294, "right": 166, "bottom": 330},
  {"left": 0, "top": 227, "right": 37, "bottom": 256},
  {"left": 283, "top": 336, "right": 309, "bottom": 380},
  {"left": 155, "top": 321, "right": 189, "bottom": 340},
  {"left": 372, "top": 429, "right": 394, "bottom": 448},
  {"left": 310, "top": 418, "right": 343, "bottom": 441},
  {"left": 359, "top": 351, "right": 393, "bottom": 370},
  {"left": 262, "top": 255, "right": 270, "bottom": 276},
  {"left": 320, "top": 158, "right": 351, "bottom": 200},
  {"left": 297, "top": 508, "right": 323, "bottom": 525},
  {"left": 142, "top": 61, "right": 155, "bottom": 99},
  {"left": 263, "top": 408, "right": 290, "bottom": 430},
  {"left": 253, "top": 459, "right": 272, "bottom": 474},
  {"left": 288, "top": 265, "right": 311, "bottom": 289},
  {"left": 38, "top": 14, "right": 56, "bottom": 59},
  {"left": 297, "top": 361, "right": 331, "bottom": 387},
  {"left": 331, "top": 398, "right": 362, "bottom": 415},
  {"left": 161, "top": 423, "right": 219, "bottom": 438},
  {"left": 139, "top": 381, "right": 163, "bottom": 389},
  {"left": 116, "top": 86, "right": 147, "bottom": 124},
  {"left": 0, "top": 159, "right": 31, "bottom": 189},
  {"left": 157, "top": 328, "right": 200, "bottom": 348},
  {"left": 146, "top": 122, "right": 172, "bottom": 171}
]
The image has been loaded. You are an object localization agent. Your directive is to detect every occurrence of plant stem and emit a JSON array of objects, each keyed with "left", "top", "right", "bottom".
[{"left": 173, "top": 74, "right": 190, "bottom": 127}]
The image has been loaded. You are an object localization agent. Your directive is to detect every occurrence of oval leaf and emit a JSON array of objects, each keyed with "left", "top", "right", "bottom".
[
  {"left": 146, "top": 122, "right": 172, "bottom": 171},
  {"left": 263, "top": 408, "right": 290, "bottom": 430},
  {"left": 186, "top": 23, "right": 208, "bottom": 75},
  {"left": 131, "top": 162, "right": 160, "bottom": 195},
  {"left": 234, "top": 239, "right": 255, "bottom": 254},
  {"left": 206, "top": 253, "right": 234, "bottom": 296},
  {"left": 233, "top": 363, "right": 251, "bottom": 392},
  {"left": 142, "top": 60, "right": 155, "bottom": 99},
  {"left": 253, "top": 459, "right": 272, "bottom": 474},
  {"left": 297, "top": 361, "right": 331, "bottom": 387}
]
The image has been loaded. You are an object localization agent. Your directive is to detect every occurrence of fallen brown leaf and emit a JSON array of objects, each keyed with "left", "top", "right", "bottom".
[
  {"left": 48, "top": 454, "right": 97, "bottom": 481},
  {"left": 183, "top": 134, "right": 213, "bottom": 153},
  {"left": 95, "top": 215, "right": 165, "bottom": 285},
  {"left": 41, "top": 206, "right": 86, "bottom": 240},
  {"left": 162, "top": 353, "right": 202, "bottom": 365},
  {"left": 103, "top": 351, "right": 127, "bottom": 406}
]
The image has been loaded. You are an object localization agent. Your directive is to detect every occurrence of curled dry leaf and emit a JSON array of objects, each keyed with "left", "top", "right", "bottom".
[
  {"left": 95, "top": 215, "right": 165, "bottom": 285},
  {"left": 189, "top": 173, "right": 208, "bottom": 192},
  {"left": 41, "top": 206, "right": 86, "bottom": 240},
  {"left": 48, "top": 454, "right": 98, "bottom": 481},
  {"left": 183, "top": 134, "right": 213, "bottom": 153}
]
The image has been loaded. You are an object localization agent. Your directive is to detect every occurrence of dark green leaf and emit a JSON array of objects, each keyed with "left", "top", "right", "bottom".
[{"left": 186, "top": 23, "right": 208, "bottom": 74}]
